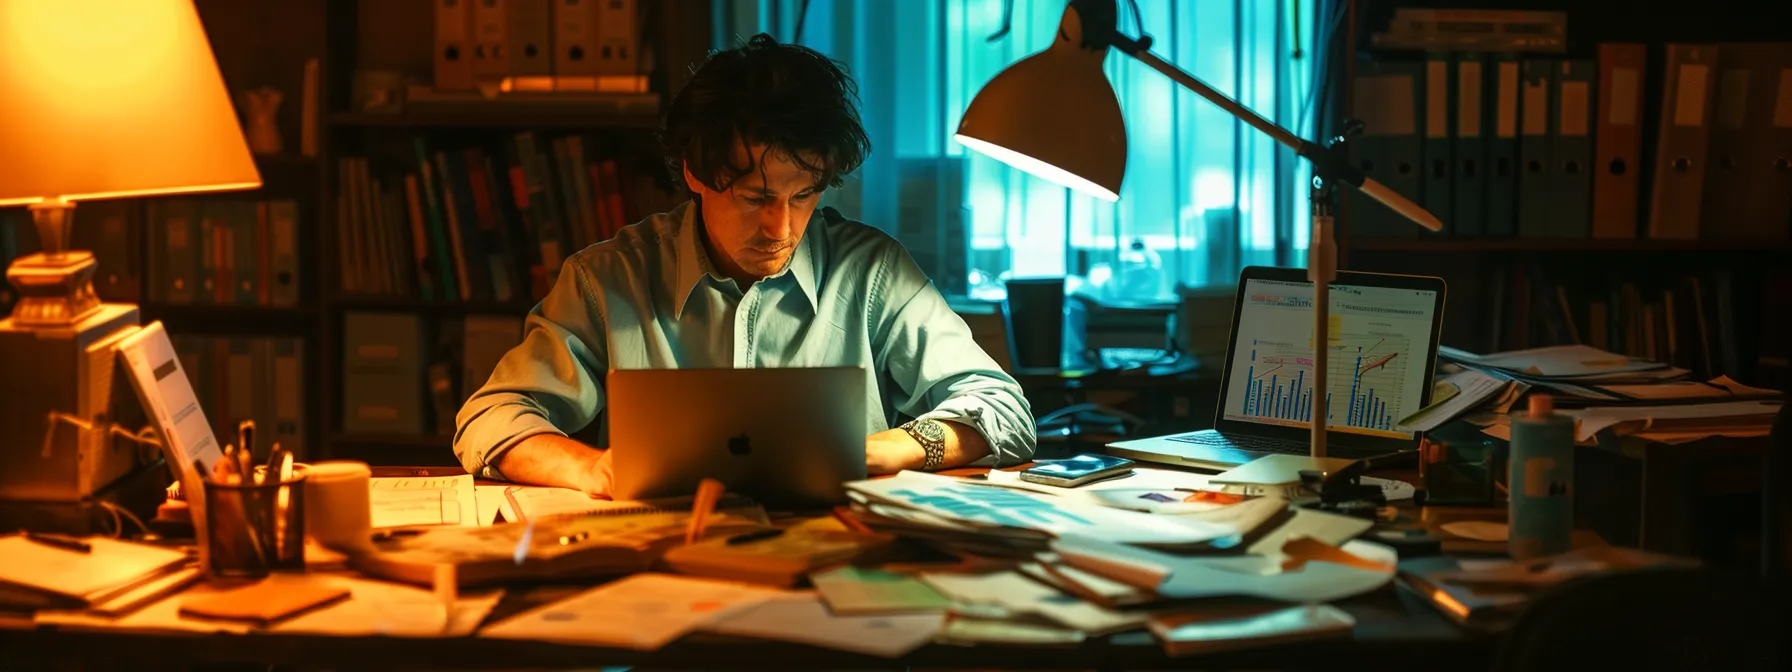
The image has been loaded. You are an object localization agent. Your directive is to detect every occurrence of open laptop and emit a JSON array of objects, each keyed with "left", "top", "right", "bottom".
[
  {"left": 1108, "top": 266, "right": 1447, "bottom": 471},
  {"left": 607, "top": 366, "right": 868, "bottom": 508}
]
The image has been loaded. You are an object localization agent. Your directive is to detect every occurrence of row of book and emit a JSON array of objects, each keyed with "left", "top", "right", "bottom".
[
  {"left": 1481, "top": 261, "right": 1790, "bottom": 388},
  {"left": 341, "top": 311, "right": 525, "bottom": 436},
  {"left": 335, "top": 132, "right": 678, "bottom": 305},
  {"left": 1351, "top": 43, "right": 1792, "bottom": 240},
  {"left": 0, "top": 198, "right": 303, "bottom": 313},
  {"left": 170, "top": 334, "right": 309, "bottom": 460}
]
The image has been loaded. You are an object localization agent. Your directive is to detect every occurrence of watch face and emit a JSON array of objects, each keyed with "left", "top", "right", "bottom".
[{"left": 917, "top": 420, "right": 947, "bottom": 443}]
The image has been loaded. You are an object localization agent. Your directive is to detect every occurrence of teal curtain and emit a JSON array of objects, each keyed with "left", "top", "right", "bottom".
[{"left": 713, "top": 0, "right": 1318, "bottom": 302}]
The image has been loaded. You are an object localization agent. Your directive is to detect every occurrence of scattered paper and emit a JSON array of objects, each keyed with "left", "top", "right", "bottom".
[
  {"left": 847, "top": 472, "right": 1234, "bottom": 547},
  {"left": 1445, "top": 344, "right": 1666, "bottom": 378},
  {"left": 371, "top": 475, "right": 478, "bottom": 528},
  {"left": 1572, "top": 400, "right": 1782, "bottom": 441},
  {"left": 480, "top": 573, "right": 778, "bottom": 650},
  {"left": 919, "top": 570, "right": 1148, "bottom": 635},
  {"left": 1149, "top": 604, "right": 1355, "bottom": 656},
  {"left": 703, "top": 593, "right": 944, "bottom": 658},
  {"left": 473, "top": 485, "right": 510, "bottom": 525},
  {"left": 37, "top": 573, "right": 502, "bottom": 638},
  {"left": 1397, "top": 369, "right": 1512, "bottom": 432},
  {"left": 1599, "top": 376, "right": 1782, "bottom": 401},
  {"left": 981, "top": 467, "right": 1215, "bottom": 497},
  {"left": 1243, "top": 507, "right": 1374, "bottom": 556},
  {"left": 1051, "top": 535, "right": 1398, "bottom": 603},
  {"left": 810, "top": 566, "right": 951, "bottom": 615},
  {"left": 1630, "top": 427, "right": 1773, "bottom": 444},
  {"left": 939, "top": 615, "right": 1085, "bottom": 646},
  {"left": 1439, "top": 521, "right": 1509, "bottom": 542}
]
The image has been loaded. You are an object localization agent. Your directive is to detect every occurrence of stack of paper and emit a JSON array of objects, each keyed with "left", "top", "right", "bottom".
[
  {"left": 0, "top": 535, "right": 195, "bottom": 613},
  {"left": 844, "top": 471, "right": 1244, "bottom": 558}
]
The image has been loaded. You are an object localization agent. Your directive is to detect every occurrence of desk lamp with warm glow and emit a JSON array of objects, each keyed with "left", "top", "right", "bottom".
[
  {"left": 0, "top": 0, "right": 261, "bottom": 519},
  {"left": 956, "top": 0, "right": 1442, "bottom": 460}
]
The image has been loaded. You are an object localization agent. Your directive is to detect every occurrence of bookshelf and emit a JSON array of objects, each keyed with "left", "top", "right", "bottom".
[
  {"left": 1336, "top": 1, "right": 1792, "bottom": 392},
  {"left": 24, "top": 0, "right": 713, "bottom": 464}
]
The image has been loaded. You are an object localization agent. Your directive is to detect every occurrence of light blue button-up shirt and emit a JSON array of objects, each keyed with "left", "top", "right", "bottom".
[{"left": 454, "top": 201, "right": 1036, "bottom": 479}]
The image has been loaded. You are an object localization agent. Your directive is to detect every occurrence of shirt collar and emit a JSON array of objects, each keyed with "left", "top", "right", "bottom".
[{"left": 673, "top": 202, "right": 820, "bottom": 319}]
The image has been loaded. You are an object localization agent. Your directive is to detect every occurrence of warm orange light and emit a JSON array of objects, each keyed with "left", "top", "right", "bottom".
[{"left": 0, "top": 0, "right": 262, "bottom": 204}]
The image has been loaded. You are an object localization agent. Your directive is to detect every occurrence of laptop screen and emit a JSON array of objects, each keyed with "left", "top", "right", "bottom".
[{"left": 1220, "top": 278, "right": 1440, "bottom": 439}]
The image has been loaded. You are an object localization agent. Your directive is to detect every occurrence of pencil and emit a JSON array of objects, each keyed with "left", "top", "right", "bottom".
[{"left": 685, "top": 478, "right": 724, "bottom": 545}]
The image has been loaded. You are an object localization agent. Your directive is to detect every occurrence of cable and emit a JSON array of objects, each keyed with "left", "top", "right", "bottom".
[
  {"left": 793, "top": 0, "right": 812, "bottom": 43},
  {"left": 986, "top": 0, "right": 1014, "bottom": 42},
  {"left": 99, "top": 500, "right": 152, "bottom": 538}
]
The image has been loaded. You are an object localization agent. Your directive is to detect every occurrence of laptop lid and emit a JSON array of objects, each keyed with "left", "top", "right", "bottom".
[
  {"left": 1211, "top": 266, "right": 1447, "bottom": 453},
  {"left": 606, "top": 366, "right": 868, "bottom": 507}
]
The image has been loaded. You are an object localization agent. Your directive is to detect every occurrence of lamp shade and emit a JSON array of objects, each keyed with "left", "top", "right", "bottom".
[
  {"left": 0, "top": 0, "right": 261, "bottom": 206},
  {"left": 954, "top": 3, "right": 1126, "bottom": 202}
]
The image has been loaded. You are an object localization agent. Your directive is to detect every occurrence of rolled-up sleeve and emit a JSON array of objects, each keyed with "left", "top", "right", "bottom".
[
  {"left": 873, "top": 247, "right": 1036, "bottom": 466},
  {"left": 453, "top": 262, "right": 609, "bottom": 479}
]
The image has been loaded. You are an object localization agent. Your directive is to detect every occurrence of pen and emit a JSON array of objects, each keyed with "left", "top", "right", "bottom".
[
  {"left": 238, "top": 419, "right": 256, "bottom": 463},
  {"left": 726, "top": 528, "right": 785, "bottom": 545},
  {"left": 21, "top": 530, "right": 92, "bottom": 553}
]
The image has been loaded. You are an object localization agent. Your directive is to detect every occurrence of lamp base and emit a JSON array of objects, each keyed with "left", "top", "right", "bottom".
[{"left": 6, "top": 251, "right": 102, "bottom": 326}]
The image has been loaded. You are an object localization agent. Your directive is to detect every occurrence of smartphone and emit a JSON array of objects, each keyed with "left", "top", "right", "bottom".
[{"left": 1019, "top": 454, "right": 1136, "bottom": 488}]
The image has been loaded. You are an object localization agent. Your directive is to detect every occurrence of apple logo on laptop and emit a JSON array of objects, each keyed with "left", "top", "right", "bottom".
[{"left": 727, "top": 433, "right": 752, "bottom": 457}]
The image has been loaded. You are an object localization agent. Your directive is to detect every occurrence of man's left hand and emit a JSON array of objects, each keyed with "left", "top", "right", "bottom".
[{"left": 865, "top": 428, "right": 925, "bottom": 475}]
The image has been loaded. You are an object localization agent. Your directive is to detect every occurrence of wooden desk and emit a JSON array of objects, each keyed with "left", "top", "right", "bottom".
[
  {"left": 0, "top": 462, "right": 1493, "bottom": 670},
  {"left": 0, "top": 585, "right": 1488, "bottom": 671}
]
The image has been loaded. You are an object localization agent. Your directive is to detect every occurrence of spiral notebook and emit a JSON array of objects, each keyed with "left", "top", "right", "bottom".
[{"left": 497, "top": 485, "right": 758, "bottom": 523}]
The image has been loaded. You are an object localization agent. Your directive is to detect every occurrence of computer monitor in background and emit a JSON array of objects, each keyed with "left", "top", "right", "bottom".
[{"left": 1003, "top": 277, "right": 1067, "bottom": 372}]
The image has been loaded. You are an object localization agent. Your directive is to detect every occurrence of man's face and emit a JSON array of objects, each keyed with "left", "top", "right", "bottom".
[{"left": 684, "top": 143, "right": 823, "bottom": 283}]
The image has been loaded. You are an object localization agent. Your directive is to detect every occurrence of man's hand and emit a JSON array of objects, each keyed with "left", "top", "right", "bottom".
[
  {"left": 495, "top": 434, "right": 613, "bottom": 498},
  {"left": 866, "top": 428, "right": 925, "bottom": 475},
  {"left": 864, "top": 420, "right": 994, "bottom": 475}
]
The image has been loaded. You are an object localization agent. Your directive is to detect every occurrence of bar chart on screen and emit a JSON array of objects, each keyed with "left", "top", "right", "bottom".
[
  {"left": 1238, "top": 336, "right": 1410, "bottom": 432},
  {"left": 1220, "top": 277, "right": 1436, "bottom": 439}
]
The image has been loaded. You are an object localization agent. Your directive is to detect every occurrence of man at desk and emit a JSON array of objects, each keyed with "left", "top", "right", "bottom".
[{"left": 453, "top": 35, "right": 1035, "bottom": 496}]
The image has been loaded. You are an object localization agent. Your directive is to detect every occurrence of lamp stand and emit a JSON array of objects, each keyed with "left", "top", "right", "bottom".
[
  {"left": 6, "top": 199, "right": 102, "bottom": 326},
  {"left": 1092, "top": 12, "right": 1436, "bottom": 459}
]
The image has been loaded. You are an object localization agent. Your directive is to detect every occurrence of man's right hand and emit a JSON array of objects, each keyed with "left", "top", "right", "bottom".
[{"left": 495, "top": 434, "right": 614, "bottom": 498}]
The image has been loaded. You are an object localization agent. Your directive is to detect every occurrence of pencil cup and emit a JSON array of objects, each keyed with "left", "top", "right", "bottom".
[{"left": 203, "top": 472, "right": 307, "bottom": 578}]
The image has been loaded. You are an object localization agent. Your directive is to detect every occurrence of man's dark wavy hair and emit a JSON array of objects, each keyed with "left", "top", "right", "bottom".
[{"left": 661, "top": 33, "right": 870, "bottom": 195}]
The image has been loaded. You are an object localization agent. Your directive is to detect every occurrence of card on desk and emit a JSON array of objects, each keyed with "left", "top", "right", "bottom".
[{"left": 178, "top": 579, "right": 351, "bottom": 627}]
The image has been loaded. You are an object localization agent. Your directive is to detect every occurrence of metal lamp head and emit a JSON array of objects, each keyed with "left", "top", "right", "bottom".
[{"left": 953, "top": 0, "right": 1129, "bottom": 202}]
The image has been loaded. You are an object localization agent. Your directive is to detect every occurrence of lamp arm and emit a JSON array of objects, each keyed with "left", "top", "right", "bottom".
[{"left": 1106, "top": 34, "right": 1442, "bottom": 233}]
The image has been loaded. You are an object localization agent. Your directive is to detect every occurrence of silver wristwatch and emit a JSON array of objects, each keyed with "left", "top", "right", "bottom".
[{"left": 901, "top": 419, "right": 948, "bottom": 471}]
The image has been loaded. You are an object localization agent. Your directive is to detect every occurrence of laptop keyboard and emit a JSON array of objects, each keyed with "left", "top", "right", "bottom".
[{"left": 1166, "top": 432, "right": 1387, "bottom": 459}]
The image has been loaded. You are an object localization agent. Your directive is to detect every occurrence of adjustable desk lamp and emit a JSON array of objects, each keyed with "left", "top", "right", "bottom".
[
  {"left": 0, "top": 0, "right": 261, "bottom": 520},
  {"left": 954, "top": 0, "right": 1442, "bottom": 459}
]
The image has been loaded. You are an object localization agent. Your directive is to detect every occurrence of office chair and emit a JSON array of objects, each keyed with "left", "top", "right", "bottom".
[{"left": 1491, "top": 566, "right": 1788, "bottom": 672}]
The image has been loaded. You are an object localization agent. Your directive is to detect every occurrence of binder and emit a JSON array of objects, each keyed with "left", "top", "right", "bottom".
[
  {"left": 1349, "top": 59, "right": 1423, "bottom": 239},
  {"left": 1516, "top": 60, "right": 1553, "bottom": 237},
  {"left": 1422, "top": 52, "right": 1454, "bottom": 236},
  {"left": 593, "top": 0, "right": 640, "bottom": 76},
  {"left": 1592, "top": 44, "right": 1646, "bottom": 239},
  {"left": 1701, "top": 43, "right": 1792, "bottom": 240},
  {"left": 1486, "top": 54, "right": 1521, "bottom": 237},
  {"left": 1647, "top": 44, "right": 1717, "bottom": 240},
  {"left": 268, "top": 200, "right": 300, "bottom": 306},
  {"left": 470, "top": 0, "right": 510, "bottom": 83},
  {"left": 507, "top": 0, "right": 553, "bottom": 78},
  {"left": 1545, "top": 60, "right": 1594, "bottom": 238},
  {"left": 434, "top": 0, "right": 475, "bottom": 91},
  {"left": 1453, "top": 52, "right": 1488, "bottom": 237},
  {"left": 552, "top": 0, "right": 600, "bottom": 77}
]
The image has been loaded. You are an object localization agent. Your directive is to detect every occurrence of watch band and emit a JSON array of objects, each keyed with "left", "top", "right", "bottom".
[{"left": 901, "top": 419, "right": 947, "bottom": 471}]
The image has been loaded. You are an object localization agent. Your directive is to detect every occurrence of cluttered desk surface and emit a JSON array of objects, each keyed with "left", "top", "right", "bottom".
[
  {"left": 1, "top": 342, "right": 1779, "bottom": 669},
  {"left": 0, "top": 462, "right": 1499, "bottom": 670}
]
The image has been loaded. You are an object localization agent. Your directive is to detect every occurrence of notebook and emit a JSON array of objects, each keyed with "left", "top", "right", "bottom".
[
  {"left": 496, "top": 485, "right": 760, "bottom": 524},
  {"left": 0, "top": 534, "right": 191, "bottom": 611}
]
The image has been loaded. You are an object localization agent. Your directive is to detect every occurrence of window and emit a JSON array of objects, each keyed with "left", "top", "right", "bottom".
[{"left": 716, "top": 0, "right": 1319, "bottom": 302}]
